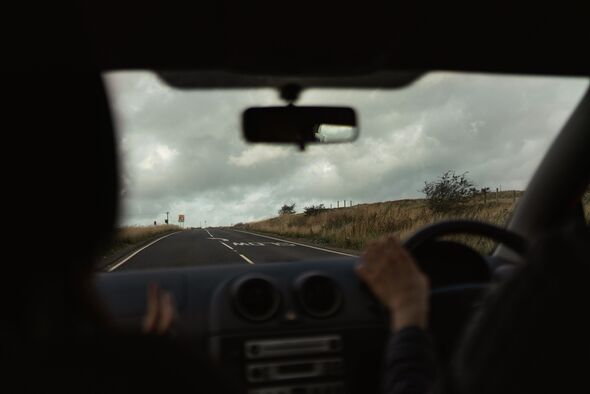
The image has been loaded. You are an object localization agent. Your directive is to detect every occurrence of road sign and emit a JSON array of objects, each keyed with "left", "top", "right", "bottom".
[{"left": 178, "top": 214, "right": 185, "bottom": 223}]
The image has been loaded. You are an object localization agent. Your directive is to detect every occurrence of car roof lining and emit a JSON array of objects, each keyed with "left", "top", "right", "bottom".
[{"left": 75, "top": 1, "right": 589, "bottom": 84}]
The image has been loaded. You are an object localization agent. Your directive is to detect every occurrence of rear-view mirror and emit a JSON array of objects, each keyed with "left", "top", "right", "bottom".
[{"left": 243, "top": 106, "right": 358, "bottom": 149}]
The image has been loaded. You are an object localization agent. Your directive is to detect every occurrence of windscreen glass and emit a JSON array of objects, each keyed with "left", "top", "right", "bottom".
[{"left": 101, "top": 71, "right": 589, "bottom": 271}]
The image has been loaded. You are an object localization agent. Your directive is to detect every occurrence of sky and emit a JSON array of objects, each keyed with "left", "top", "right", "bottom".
[{"left": 103, "top": 72, "right": 588, "bottom": 228}]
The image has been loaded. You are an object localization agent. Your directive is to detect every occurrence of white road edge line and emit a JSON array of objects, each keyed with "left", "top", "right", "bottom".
[
  {"left": 106, "top": 231, "right": 181, "bottom": 272},
  {"left": 220, "top": 242, "right": 234, "bottom": 250},
  {"left": 239, "top": 254, "right": 255, "bottom": 264},
  {"left": 231, "top": 229, "right": 358, "bottom": 257},
  {"left": 206, "top": 229, "right": 213, "bottom": 237}
]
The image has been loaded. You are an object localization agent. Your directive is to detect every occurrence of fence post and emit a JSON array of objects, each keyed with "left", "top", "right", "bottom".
[
  {"left": 337, "top": 201, "right": 339, "bottom": 208},
  {"left": 496, "top": 188, "right": 499, "bottom": 202}
]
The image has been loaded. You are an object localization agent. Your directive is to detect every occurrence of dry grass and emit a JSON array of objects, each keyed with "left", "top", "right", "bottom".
[{"left": 241, "top": 191, "right": 589, "bottom": 255}]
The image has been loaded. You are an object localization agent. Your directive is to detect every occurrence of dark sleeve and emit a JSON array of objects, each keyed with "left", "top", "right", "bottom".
[{"left": 382, "top": 326, "right": 437, "bottom": 394}]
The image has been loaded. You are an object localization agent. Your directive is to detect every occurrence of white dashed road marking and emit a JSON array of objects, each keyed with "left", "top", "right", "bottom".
[
  {"left": 209, "top": 228, "right": 255, "bottom": 264},
  {"left": 239, "top": 254, "right": 255, "bottom": 264},
  {"left": 220, "top": 242, "right": 234, "bottom": 250},
  {"left": 230, "top": 229, "right": 358, "bottom": 257}
]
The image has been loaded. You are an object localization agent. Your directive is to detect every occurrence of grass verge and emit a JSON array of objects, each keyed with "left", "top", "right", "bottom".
[{"left": 239, "top": 191, "right": 589, "bottom": 255}]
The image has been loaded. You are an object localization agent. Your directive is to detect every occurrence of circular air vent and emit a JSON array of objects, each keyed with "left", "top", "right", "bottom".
[
  {"left": 232, "top": 276, "right": 281, "bottom": 322},
  {"left": 296, "top": 273, "right": 343, "bottom": 318}
]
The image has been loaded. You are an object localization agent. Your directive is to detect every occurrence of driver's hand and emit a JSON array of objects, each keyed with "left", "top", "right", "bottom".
[
  {"left": 142, "top": 283, "right": 176, "bottom": 335},
  {"left": 355, "top": 235, "right": 430, "bottom": 332}
]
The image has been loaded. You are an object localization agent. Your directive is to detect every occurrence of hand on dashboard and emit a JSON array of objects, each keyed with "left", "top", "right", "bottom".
[
  {"left": 142, "top": 283, "right": 177, "bottom": 335},
  {"left": 356, "top": 235, "right": 430, "bottom": 332}
]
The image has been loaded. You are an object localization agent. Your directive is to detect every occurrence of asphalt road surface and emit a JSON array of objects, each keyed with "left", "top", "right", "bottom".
[{"left": 107, "top": 228, "right": 357, "bottom": 272}]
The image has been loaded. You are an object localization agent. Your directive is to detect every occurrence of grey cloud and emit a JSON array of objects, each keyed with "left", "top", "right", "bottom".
[{"left": 104, "top": 72, "right": 588, "bottom": 227}]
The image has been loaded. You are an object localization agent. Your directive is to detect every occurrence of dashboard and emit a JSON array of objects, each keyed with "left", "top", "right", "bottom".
[{"left": 96, "top": 259, "right": 390, "bottom": 394}]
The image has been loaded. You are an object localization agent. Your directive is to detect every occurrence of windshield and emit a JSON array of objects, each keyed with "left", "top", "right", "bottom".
[{"left": 101, "top": 72, "right": 589, "bottom": 271}]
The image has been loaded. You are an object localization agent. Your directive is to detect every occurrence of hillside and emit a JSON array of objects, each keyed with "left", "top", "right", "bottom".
[{"left": 239, "top": 191, "right": 589, "bottom": 255}]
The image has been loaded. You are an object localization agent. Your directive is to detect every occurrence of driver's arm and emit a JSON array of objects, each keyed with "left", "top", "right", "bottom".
[
  {"left": 356, "top": 236, "right": 436, "bottom": 394},
  {"left": 381, "top": 326, "right": 437, "bottom": 394}
]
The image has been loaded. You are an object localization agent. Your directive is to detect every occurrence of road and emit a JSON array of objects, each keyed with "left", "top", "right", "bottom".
[{"left": 107, "top": 228, "right": 357, "bottom": 272}]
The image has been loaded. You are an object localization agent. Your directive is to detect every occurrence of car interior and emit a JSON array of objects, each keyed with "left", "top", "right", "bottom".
[{"left": 7, "top": 2, "right": 589, "bottom": 394}]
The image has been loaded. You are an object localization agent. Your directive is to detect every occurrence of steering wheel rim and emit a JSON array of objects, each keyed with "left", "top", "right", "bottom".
[{"left": 403, "top": 219, "right": 528, "bottom": 256}]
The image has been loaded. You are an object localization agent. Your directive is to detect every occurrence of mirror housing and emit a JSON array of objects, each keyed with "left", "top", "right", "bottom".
[{"left": 243, "top": 106, "right": 358, "bottom": 149}]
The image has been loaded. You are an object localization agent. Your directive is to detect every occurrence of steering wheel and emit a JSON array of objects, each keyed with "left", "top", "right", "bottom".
[
  {"left": 401, "top": 219, "right": 528, "bottom": 288},
  {"left": 401, "top": 220, "right": 528, "bottom": 361},
  {"left": 404, "top": 219, "right": 527, "bottom": 256}
]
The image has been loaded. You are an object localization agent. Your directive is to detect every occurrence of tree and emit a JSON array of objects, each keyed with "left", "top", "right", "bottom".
[
  {"left": 421, "top": 170, "right": 477, "bottom": 212},
  {"left": 304, "top": 204, "right": 327, "bottom": 216},
  {"left": 278, "top": 203, "right": 296, "bottom": 215}
]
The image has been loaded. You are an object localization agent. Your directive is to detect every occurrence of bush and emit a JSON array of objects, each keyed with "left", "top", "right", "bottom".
[
  {"left": 304, "top": 204, "right": 327, "bottom": 216},
  {"left": 278, "top": 203, "right": 296, "bottom": 215},
  {"left": 421, "top": 170, "right": 477, "bottom": 212}
]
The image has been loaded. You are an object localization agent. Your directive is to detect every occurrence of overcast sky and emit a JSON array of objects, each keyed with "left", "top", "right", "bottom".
[{"left": 103, "top": 72, "right": 588, "bottom": 228}]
